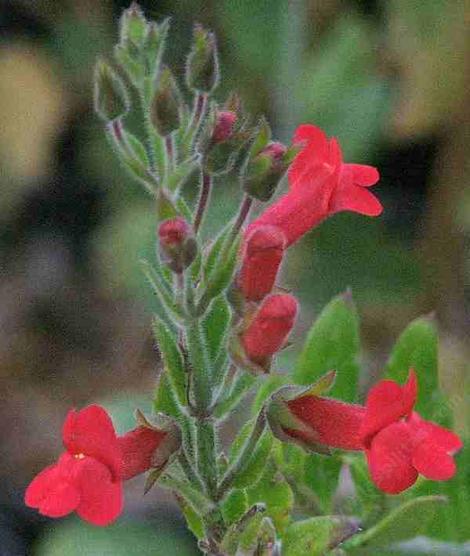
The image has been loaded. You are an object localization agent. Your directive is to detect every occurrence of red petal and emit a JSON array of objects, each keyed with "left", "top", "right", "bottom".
[
  {"left": 329, "top": 179, "right": 383, "bottom": 217},
  {"left": 412, "top": 440, "right": 457, "bottom": 481},
  {"left": 62, "top": 405, "right": 121, "bottom": 480},
  {"left": 408, "top": 413, "right": 463, "bottom": 454},
  {"left": 292, "top": 124, "right": 328, "bottom": 146},
  {"left": 74, "top": 457, "right": 123, "bottom": 526},
  {"left": 287, "top": 396, "right": 366, "bottom": 451},
  {"left": 366, "top": 422, "right": 418, "bottom": 494},
  {"left": 25, "top": 460, "right": 80, "bottom": 518},
  {"left": 361, "top": 371, "right": 417, "bottom": 445},
  {"left": 346, "top": 164, "right": 380, "bottom": 187}
]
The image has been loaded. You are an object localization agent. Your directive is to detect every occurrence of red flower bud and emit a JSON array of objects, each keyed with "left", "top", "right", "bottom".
[
  {"left": 158, "top": 217, "right": 197, "bottom": 273},
  {"left": 212, "top": 110, "right": 237, "bottom": 143},
  {"left": 118, "top": 426, "right": 166, "bottom": 481},
  {"left": 241, "top": 294, "right": 298, "bottom": 365},
  {"left": 262, "top": 141, "right": 287, "bottom": 162},
  {"left": 238, "top": 225, "right": 286, "bottom": 301}
]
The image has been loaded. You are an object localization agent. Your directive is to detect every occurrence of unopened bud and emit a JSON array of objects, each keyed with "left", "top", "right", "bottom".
[
  {"left": 119, "top": 2, "right": 148, "bottom": 47},
  {"left": 186, "top": 24, "right": 219, "bottom": 93},
  {"left": 212, "top": 110, "right": 237, "bottom": 143},
  {"left": 158, "top": 217, "right": 197, "bottom": 273},
  {"left": 238, "top": 225, "right": 286, "bottom": 301},
  {"left": 150, "top": 67, "right": 181, "bottom": 136},
  {"left": 94, "top": 59, "right": 130, "bottom": 122},
  {"left": 241, "top": 294, "right": 298, "bottom": 366},
  {"left": 244, "top": 141, "right": 288, "bottom": 202}
]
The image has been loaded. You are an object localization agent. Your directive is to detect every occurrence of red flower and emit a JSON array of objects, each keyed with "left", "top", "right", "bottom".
[
  {"left": 238, "top": 225, "right": 286, "bottom": 301},
  {"left": 25, "top": 405, "right": 168, "bottom": 526},
  {"left": 247, "top": 124, "right": 382, "bottom": 246},
  {"left": 25, "top": 406, "right": 123, "bottom": 526},
  {"left": 361, "top": 372, "right": 462, "bottom": 494},
  {"left": 278, "top": 371, "right": 462, "bottom": 494},
  {"left": 241, "top": 294, "right": 298, "bottom": 365}
]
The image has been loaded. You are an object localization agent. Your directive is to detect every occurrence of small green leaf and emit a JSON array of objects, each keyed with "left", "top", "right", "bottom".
[
  {"left": 222, "top": 489, "right": 248, "bottom": 525},
  {"left": 203, "top": 295, "right": 231, "bottom": 364},
  {"left": 202, "top": 223, "right": 232, "bottom": 281},
  {"left": 154, "top": 372, "right": 179, "bottom": 418},
  {"left": 384, "top": 315, "right": 441, "bottom": 417},
  {"left": 344, "top": 495, "right": 447, "bottom": 551},
  {"left": 200, "top": 235, "right": 240, "bottom": 306},
  {"left": 283, "top": 516, "right": 360, "bottom": 556},
  {"left": 179, "top": 498, "right": 205, "bottom": 540},
  {"left": 152, "top": 317, "right": 187, "bottom": 407},
  {"left": 294, "top": 291, "right": 360, "bottom": 402},
  {"left": 230, "top": 421, "right": 273, "bottom": 489},
  {"left": 246, "top": 459, "right": 293, "bottom": 533},
  {"left": 123, "top": 130, "right": 149, "bottom": 168}
]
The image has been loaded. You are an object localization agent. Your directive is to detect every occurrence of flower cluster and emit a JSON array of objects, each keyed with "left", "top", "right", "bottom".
[
  {"left": 268, "top": 371, "right": 462, "bottom": 494},
  {"left": 25, "top": 405, "right": 179, "bottom": 525},
  {"left": 234, "top": 124, "right": 382, "bottom": 371}
]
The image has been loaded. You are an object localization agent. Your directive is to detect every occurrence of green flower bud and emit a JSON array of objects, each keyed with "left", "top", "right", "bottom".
[
  {"left": 243, "top": 141, "right": 288, "bottom": 202},
  {"left": 119, "top": 2, "right": 148, "bottom": 47},
  {"left": 186, "top": 24, "right": 219, "bottom": 93},
  {"left": 94, "top": 59, "right": 130, "bottom": 122},
  {"left": 150, "top": 67, "right": 181, "bottom": 136}
]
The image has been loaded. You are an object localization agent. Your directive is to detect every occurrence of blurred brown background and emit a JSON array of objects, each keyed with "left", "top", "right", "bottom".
[{"left": 0, "top": 0, "right": 468, "bottom": 554}]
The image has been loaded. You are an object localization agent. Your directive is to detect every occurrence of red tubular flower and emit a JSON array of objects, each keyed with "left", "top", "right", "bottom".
[
  {"left": 241, "top": 293, "right": 298, "bottom": 365},
  {"left": 118, "top": 426, "right": 166, "bottom": 481},
  {"left": 247, "top": 124, "right": 382, "bottom": 246},
  {"left": 238, "top": 225, "right": 286, "bottom": 301},
  {"left": 286, "top": 397, "right": 365, "bottom": 451},
  {"left": 25, "top": 405, "right": 169, "bottom": 526},
  {"left": 273, "top": 371, "right": 462, "bottom": 495}
]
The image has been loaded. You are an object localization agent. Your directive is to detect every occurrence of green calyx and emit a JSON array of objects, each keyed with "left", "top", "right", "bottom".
[{"left": 94, "top": 59, "right": 130, "bottom": 122}]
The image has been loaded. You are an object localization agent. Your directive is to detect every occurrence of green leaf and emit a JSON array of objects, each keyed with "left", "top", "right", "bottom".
[
  {"left": 123, "top": 130, "right": 149, "bottom": 168},
  {"left": 345, "top": 454, "right": 385, "bottom": 525},
  {"left": 251, "top": 374, "right": 290, "bottom": 415},
  {"left": 202, "top": 223, "right": 232, "bottom": 281},
  {"left": 344, "top": 496, "right": 447, "bottom": 552},
  {"left": 384, "top": 314, "right": 441, "bottom": 417},
  {"left": 203, "top": 295, "right": 231, "bottom": 365},
  {"left": 152, "top": 317, "right": 187, "bottom": 407},
  {"left": 230, "top": 421, "right": 273, "bottom": 489},
  {"left": 222, "top": 488, "right": 248, "bottom": 525},
  {"left": 200, "top": 235, "right": 241, "bottom": 308},
  {"left": 154, "top": 372, "right": 180, "bottom": 418},
  {"left": 141, "top": 260, "right": 185, "bottom": 325},
  {"left": 283, "top": 516, "right": 360, "bottom": 556},
  {"left": 303, "top": 453, "right": 342, "bottom": 513},
  {"left": 179, "top": 498, "right": 205, "bottom": 540},
  {"left": 294, "top": 291, "right": 360, "bottom": 402},
  {"left": 167, "top": 156, "right": 200, "bottom": 194},
  {"left": 246, "top": 459, "right": 293, "bottom": 533}
]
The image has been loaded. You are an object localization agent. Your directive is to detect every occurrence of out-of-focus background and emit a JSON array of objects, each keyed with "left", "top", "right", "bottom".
[{"left": 0, "top": 0, "right": 468, "bottom": 554}]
